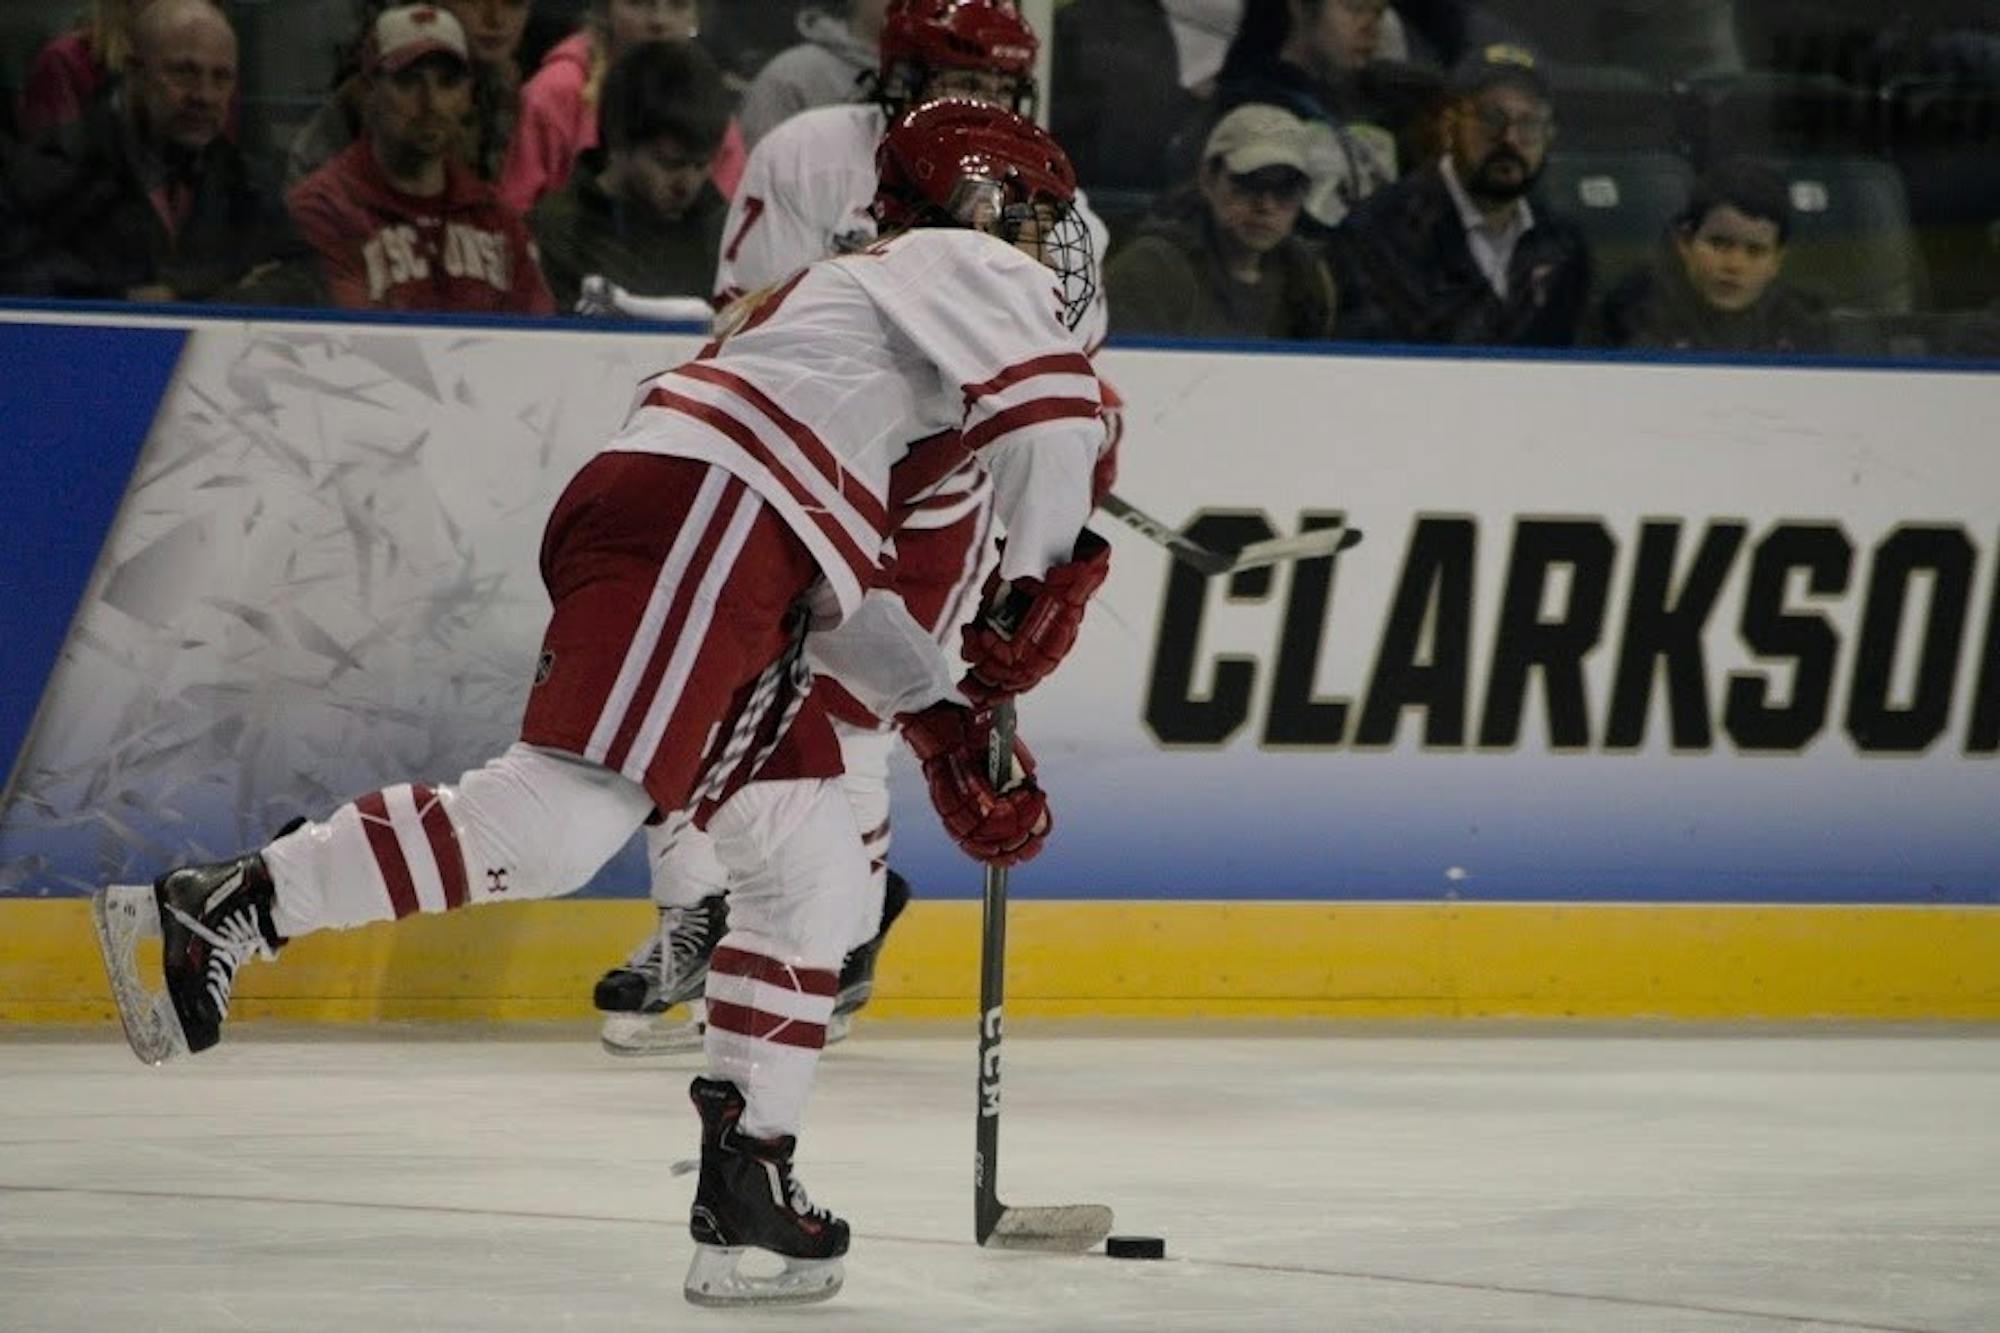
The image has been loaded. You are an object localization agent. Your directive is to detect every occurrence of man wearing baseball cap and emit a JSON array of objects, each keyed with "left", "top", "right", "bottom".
[
  {"left": 1106, "top": 102, "right": 1336, "bottom": 340},
  {"left": 1328, "top": 43, "right": 1591, "bottom": 347},
  {"left": 287, "top": 5, "right": 553, "bottom": 313}
]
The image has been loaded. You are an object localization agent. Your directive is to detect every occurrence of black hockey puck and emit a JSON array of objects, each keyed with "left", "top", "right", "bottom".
[{"left": 1105, "top": 1234, "right": 1166, "bottom": 1260}]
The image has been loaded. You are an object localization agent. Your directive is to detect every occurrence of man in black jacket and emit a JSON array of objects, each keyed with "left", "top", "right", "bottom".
[
  {"left": 1, "top": 0, "right": 315, "bottom": 304},
  {"left": 1329, "top": 43, "right": 1589, "bottom": 347}
]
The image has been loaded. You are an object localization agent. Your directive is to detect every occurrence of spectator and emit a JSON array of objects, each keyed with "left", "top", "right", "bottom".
[
  {"left": 531, "top": 40, "right": 731, "bottom": 312},
  {"left": 1329, "top": 44, "right": 1590, "bottom": 346},
  {"left": 500, "top": 0, "right": 748, "bottom": 215},
  {"left": 697, "top": 0, "right": 815, "bottom": 86},
  {"left": 738, "top": 2, "right": 888, "bottom": 147},
  {"left": 288, "top": 0, "right": 534, "bottom": 187},
  {"left": 287, "top": 6, "right": 554, "bottom": 314},
  {"left": 2, "top": 0, "right": 313, "bottom": 304},
  {"left": 1106, "top": 103, "right": 1336, "bottom": 339},
  {"left": 1208, "top": 0, "right": 1400, "bottom": 229},
  {"left": 17, "top": 0, "right": 154, "bottom": 142},
  {"left": 1594, "top": 158, "right": 1830, "bottom": 354}
]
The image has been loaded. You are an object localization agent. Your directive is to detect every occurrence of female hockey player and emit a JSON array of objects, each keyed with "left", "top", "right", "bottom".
[
  {"left": 92, "top": 98, "right": 1112, "bottom": 1308},
  {"left": 592, "top": 0, "right": 1119, "bottom": 1056}
]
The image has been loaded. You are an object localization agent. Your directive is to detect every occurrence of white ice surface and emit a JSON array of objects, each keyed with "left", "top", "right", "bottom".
[{"left": 3, "top": 1027, "right": 1997, "bottom": 1332}]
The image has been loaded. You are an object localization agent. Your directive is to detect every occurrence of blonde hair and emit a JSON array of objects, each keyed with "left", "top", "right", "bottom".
[
  {"left": 710, "top": 281, "right": 791, "bottom": 340},
  {"left": 91, "top": 0, "right": 144, "bottom": 72}
]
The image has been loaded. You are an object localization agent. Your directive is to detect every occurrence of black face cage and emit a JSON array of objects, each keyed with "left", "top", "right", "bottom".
[
  {"left": 1002, "top": 203, "right": 1096, "bottom": 333},
  {"left": 875, "top": 64, "right": 1038, "bottom": 121}
]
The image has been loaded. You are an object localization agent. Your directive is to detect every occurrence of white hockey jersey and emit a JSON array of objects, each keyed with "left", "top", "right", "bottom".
[
  {"left": 608, "top": 227, "right": 1102, "bottom": 630},
  {"left": 713, "top": 101, "right": 1113, "bottom": 355}
]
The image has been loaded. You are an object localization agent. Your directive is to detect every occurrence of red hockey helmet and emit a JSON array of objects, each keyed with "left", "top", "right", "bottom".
[
  {"left": 878, "top": 0, "right": 1039, "bottom": 114},
  {"left": 872, "top": 99, "right": 1095, "bottom": 330}
]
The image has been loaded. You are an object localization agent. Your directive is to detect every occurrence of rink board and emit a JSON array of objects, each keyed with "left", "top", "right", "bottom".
[
  {"left": 7, "top": 898, "right": 1999, "bottom": 1022},
  {"left": 1, "top": 309, "right": 1998, "bottom": 1020}
]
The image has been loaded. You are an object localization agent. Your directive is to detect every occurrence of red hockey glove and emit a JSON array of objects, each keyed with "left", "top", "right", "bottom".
[
  {"left": 898, "top": 702, "right": 1050, "bottom": 866},
  {"left": 960, "top": 529, "right": 1111, "bottom": 698}
]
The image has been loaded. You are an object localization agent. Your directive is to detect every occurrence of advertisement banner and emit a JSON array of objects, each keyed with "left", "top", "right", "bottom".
[{"left": 2, "top": 317, "right": 1995, "bottom": 904}]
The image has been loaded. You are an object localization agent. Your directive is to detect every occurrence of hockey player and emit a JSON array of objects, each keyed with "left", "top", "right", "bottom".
[
  {"left": 94, "top": 99, "right": 1111, "bottom": 1307},
  {"left": 592, "top": 0, "right": 1119, "bottom": 1055}
]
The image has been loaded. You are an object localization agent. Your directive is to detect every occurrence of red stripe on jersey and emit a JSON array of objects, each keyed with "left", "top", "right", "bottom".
[
  {"left": 962, "top": 396, "right": 1101, "bottom": 452},
  {"left": 734, "top": 270, "right": 806, "bottom": 338},
  {"left": 912, "top": 487, "right": 978, "bottom": 511},
  {"left": 961, "top": 352, "right": 1095, "bottom": 406},
  {"left": 600, "top": 474, "right": 746, "bottom": 775},
  {"left": 669, "top": 362, "right": 888, "bottom": 536},
  {"left": 888, "top": 431, "right": 974, "bottom": 512},
  {"left": 412, "top": 784, "right": 467, "bottom": 910},
  {"left": 642, "top": 388, "right": 876, "bottom": 582},
  {"left": 705, "top": 999, "right": 828, "bottom": 1050},
  {"left": 354, "top": 790, "right": 419, "bottom": 919},
  {"left": 815, "top": 677, "right": 883, "bottom": 731},
  {"left": 711, "top": 944, "right": 839, "bottom": 997}
]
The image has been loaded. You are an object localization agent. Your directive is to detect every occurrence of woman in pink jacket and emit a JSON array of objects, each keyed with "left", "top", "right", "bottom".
[{"left": 500, "top": 0, "right": 746, "bottom": 215}]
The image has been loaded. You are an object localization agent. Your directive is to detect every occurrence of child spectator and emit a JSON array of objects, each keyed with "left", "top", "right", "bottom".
[
  {"left": 738, "top": 1, "right": 888, "bottom": 147},
  {"left": 1106, "top": 103, "right": 1336, "bottom": 339},
  {"left": 287, "top": 6, "right": 554, "bottom": 314},
  {"left": 3, "top": 0, "right": 313, "bottom": 304},
  {"left": 1330, "top": 43, "right": 1590, "bottom": 346},
  {"left": 288, "top": 0, "right": 534, "bottom": 187},
  {"left": 531, "top": 40, "right": 732, "bottom": 312},
  {"left": 500, "top": 0, "right": 747, "bottom": 215},
  {"left": 1595, "top": 157, "right": 1830, "bottom": 354}
]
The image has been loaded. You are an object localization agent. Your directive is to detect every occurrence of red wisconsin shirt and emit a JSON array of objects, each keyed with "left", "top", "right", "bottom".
[{"left": 287, "top": 139, "right": 554, "bottom": 314}]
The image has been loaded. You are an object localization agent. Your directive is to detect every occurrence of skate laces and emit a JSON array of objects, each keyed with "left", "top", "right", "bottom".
[
  {"left": 169, "top": 901, "right": 276, "bottom": 1019},
  {"left": 779, "top": 1164, "right": 833, "bottom": 1224},
  {"left": 622, "top": 910, "right": 668, "bottom": 972},
  {"left": 662, "top": 899, "right": 721, "bottom": 981}
]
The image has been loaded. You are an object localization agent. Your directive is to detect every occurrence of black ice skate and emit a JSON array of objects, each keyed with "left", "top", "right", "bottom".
[
  {"left": 92, "top": 852, "right": 286, "bottom": 1066},
  {"left": 683, "top": 1076, "right": 849, "bottom": 1307},
  {"left": 595, "top": 894, "right": 728, "bottom": 1057},
  {"left": 826, "top": 869, "right": 913, "bottom": 1045}
]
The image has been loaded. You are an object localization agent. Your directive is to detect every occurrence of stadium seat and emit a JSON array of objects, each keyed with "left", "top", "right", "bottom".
[
  {"left": 1674, "top": 71, "right": 1880, "bottom": 168},
  {"left": 1543, "top": 63, "right": 1679, "bottom": 153},
  {"left": 1883, "top": 78, "right": 2000, "bottom": 312},
  {"left": 1766, "top": 154, "right": 1926, "bottom": 316},
  {"left": 1540, "top": 149, "right": 1694, "bottom": 292},
  {"left": 1080, "top": 187, "right": 1160, "bottom": 268},
  {"left": 1052, "top": 0, "right": 1200, "bottom": 193}
]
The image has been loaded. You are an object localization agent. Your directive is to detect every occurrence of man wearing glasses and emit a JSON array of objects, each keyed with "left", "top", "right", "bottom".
[
  {"left": 1328, "top": 43, "right": 1591, "bottom": 347},
  {"left": 1106, "top": 102, "right": 1337, "bottom": 340}
]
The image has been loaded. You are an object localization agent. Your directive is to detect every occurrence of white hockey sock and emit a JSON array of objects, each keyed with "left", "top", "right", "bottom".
[
  {"left": 699, "top": 779, "right": 866, "bottom": 1138},
  {"left": 703, "top": 930, "right": 838, "bottom": 1139},
  {"left": 263, "top": 742, "right": 653, "bottom": 937}
]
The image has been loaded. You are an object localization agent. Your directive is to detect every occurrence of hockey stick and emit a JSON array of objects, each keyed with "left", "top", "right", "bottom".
[
  {"left": 973, "top": 699, "right": 1115, "bottom": 1251},
  {"left": 1099, "top": 491, "right": 1363, "bottom": 577}
]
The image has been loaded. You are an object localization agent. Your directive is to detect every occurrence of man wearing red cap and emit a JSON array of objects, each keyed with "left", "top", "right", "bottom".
[{"left": 287, "top": 4, "right": 553, "bottom": 313}]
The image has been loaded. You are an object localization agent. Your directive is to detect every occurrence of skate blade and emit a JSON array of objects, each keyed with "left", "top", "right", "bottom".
[
  {"left": 598, "top": 1006, "right": 705, "bottom": 1058},
  {"left": 683, "top": 1244, "right": 843, "bottom": 1307},
  {"left": 90, "top": 885, "right": 189, "bottom": 1067}
]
